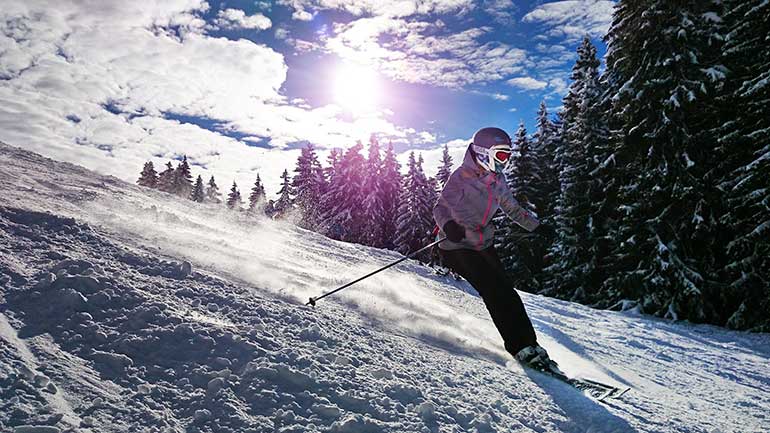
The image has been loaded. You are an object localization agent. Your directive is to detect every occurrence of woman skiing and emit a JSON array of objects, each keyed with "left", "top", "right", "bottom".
[{"left": 433, "top": 127, "right": 556, "bottom": 370}]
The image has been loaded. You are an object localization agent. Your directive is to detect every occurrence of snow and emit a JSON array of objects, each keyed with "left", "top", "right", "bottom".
[
  {"left": 701, "top": 66, "right": 727, "bottom": 81},
  {"left": 683, "top": 151, "right": 696, "bottom": 168},
  {"left": 702, "top": 12, "right": 722, "bottom": 23},
  {"left": 1, "top": 142, "right": 770, "bottom": 432}
]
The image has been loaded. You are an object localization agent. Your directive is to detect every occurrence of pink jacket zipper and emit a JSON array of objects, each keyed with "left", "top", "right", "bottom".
[{"left": 477, "top": 175, "right": 495, "bottom": 248}]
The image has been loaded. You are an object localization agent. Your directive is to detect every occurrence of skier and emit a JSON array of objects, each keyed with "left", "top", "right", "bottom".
[{"left": 433, "top": 127, "right": 556, "bottom": 371}]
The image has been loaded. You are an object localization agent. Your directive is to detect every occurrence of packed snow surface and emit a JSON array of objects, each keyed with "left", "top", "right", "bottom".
[{"left": 1, "top": 141, "right": 769, "bottom": 433}]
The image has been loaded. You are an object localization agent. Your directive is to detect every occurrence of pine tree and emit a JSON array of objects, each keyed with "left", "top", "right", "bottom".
[
  {"left": 416, "top": 154, "right": 437, "bottom": 246},
  {"left": 319, "top": 148, "right": 342, "bottom": 233},
  {"left": 531, "top": 101, "right": 560, "bottom": 221},
  {"left": 435, "top": 143, "right": 453, "bottom": 190},
  {"left": 361, "top": 135, "right": 386, "bottom": 247},
  {"left": 714, "top": 0, "right": 770, "bottom": 330},
  {"left": 321, "top": 142, "right": 366, "bottom": 243},
  {"left": 248, "top": 174, "right": 267, "bottom": 215},
  {"left": 600, "top": 0, "right": 724, "bottom": 322},
  {"left": 544, "top": 37, "right": 603, "bottom": 302},
  {"left": 379, "top": 142, "right": 403, "bottom": 250},
  {"left": 291, "top": 144, "right": 326, "bottom": 229},
  {"left": 273, "top": 169, "right": 294, "bottom": 218},
  {"left": 190, "top": 175, "right": 205, "bottom": 202},
  {"left": 226, "top": 181, "right": 242, "bottom": 210},
  {"left": 157, "top": 162, "right": 176, "bottom": 193},
  {"left": 496, "top": 122, "right": 545, "bottom": 292},
  {"left": 394, "top": 152, "right": 434, "bottom": 260},
  {"left": 206, "top": 176, "right": 222, "bottom": 204},
  {"left": 137, "top": 161, "right": 159, "bottom": 188},
  {"left": 173, "top": 156, "right": 194, "bottom": 198}
]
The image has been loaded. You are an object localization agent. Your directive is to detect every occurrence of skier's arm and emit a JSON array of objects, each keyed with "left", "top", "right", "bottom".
[
  {"left": 433, "top": 171, "right": 472, "bottom": 229},
  {"left": 498, "top": 183, "right": 540, "bottom": 232}
]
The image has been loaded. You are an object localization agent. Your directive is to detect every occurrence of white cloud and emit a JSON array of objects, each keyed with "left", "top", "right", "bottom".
[
  {"left": 278, "top": 0, "right": 475, "bottom": 19},
  {"left": 507, "top": 76, "right": 548, "bottom": 90},
  {"left": 481, "top": 0, "right": 518, "bottom": 23},
  {"left": 292, "top": 9, "right": 314, "bottom": 21},
  {"left": 0, "top": 0, "right": 435, "bottom": 195},
  {"left": 522, "top": 0, "right": 615, "bottom": 42},
  {"left": 325, "top": 16, "right": 530, "bottom": 88},
  {"left": 275, "top": 27, "right": 290, "bottom": 39},
  {"left": 548, "top": 77, "right": 570, "bottom": 95},
  {"left": 418, "top": 131, "right": 437, "bottom": 143},
  {"left": 214, "top": 8, "right": 272, "bottom": 30}
]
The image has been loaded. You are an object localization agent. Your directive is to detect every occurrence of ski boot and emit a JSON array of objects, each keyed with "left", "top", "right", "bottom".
[{"left": 515, "top": 345, "right": 562, "bottom": 375}]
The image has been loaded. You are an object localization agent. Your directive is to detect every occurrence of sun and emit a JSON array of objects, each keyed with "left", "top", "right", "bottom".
[{"left": 334, "top": 63, "right": 380, "bottom": 113}]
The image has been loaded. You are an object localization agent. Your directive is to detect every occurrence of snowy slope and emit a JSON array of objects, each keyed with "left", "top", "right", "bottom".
[{"left": 1, "top": 141, "right": 768, "bottom": 433}]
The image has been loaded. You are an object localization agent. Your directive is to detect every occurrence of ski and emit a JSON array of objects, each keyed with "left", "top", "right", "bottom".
[{"left": 532, "top": 366, "right": 630, "bottom": 402}]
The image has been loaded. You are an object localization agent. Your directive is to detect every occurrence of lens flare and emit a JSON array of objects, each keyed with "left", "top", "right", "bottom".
[{"left": 334, "top": 63, "right": 380, "bottom": 113}]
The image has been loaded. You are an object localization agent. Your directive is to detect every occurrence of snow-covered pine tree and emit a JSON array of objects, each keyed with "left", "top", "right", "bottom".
[
  {"left": 416, "top": 154, "right": 436, "bottom": 243},
  {"left": 576, "top": 46, "right": 614, "bottom": 303},
  {"left": 496, "top": 122, "right": 544, "bottom": 292},
  {"left": 714, "top": 0, "right": 770, "bottom": 330},
  {"left": 205, "top": 176, "right": 222, "bottom": 204},
  {"left": 190, "top": 175, "right": 205, "bottom": 202},
  {"left": 137, "top": 161, "right": 159, "bottom": 188},
  {"left": 379, "top": 142, "right": 403, "bottom": 250},
  {"left": 292, "top": 144, "right": 326, "bottom": 229},
  {"left": 394, "top": 152, "right": 434, "bottom": 261},
  {"left": 318, "top": 148, "right": 342, "bottom": 236},
  {"left": 226, "top": 181, "right": 242, "bottom": 210},
  {"left": 531, "top": 101, "right": 560, "bottom": 221},
  {"left": 601, "top": 0, "right": 724, "bottom": 322},
  {"left": 273, "top": 169, "right": 294, "bottom": 218},
  {"left": 157, "top": 162, "right": 176, "bottom": 193},
  {"left": 361, "top": 135, "right": 386, "bottom": 248},
  {"left": 173, "top": 156, "right": 194, "bottom": 198},
  {"left": 435, "top": 143, "right": 453, "bottom": 191},
  {"left": 544, "top": 36, "right": 602, "bottom": 302},
  {"left": 247, "top": 174, "right": 267, "bottom": 215},
  {"left": 320, "top": 142, "right": 366, "bottom": 243}
]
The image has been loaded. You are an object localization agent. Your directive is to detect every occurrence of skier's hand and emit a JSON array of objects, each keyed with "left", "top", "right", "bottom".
[
  {"left": 443, "top": 220, "right": 466, "bottom": 243},
  {"left": 535, "top": 224, "right": 556, "bottom": 238}
]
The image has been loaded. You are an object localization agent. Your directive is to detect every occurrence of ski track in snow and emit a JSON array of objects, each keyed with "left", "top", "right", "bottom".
[{"left": 1, "top": 141, "right": 769, "bottom": 433}]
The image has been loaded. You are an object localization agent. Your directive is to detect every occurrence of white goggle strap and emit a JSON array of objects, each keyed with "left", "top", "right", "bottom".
[{"left": 472, "top": 145, "right": 494, "bottom": 171}]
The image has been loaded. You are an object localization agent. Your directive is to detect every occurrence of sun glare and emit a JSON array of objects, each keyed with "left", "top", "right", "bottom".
[{"left": 334, "top": 63, "right": 380, "bottom": 113}]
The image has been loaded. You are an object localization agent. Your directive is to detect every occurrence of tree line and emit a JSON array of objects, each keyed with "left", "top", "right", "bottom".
[
  {"left": 497, "top": 0, "right": 769, "bottom": 331},
  {"left": 137, "top": 137, "right": 451, "bottom": 260}
]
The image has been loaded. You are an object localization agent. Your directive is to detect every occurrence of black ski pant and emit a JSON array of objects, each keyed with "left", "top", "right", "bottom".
[{"left": 439, "top": 246, "right": 537, "bottom": 356}]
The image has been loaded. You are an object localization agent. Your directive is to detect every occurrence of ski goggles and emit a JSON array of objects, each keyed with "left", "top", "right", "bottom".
[{"left": 473, "top": 144, "right": 512, "bottom": 169}]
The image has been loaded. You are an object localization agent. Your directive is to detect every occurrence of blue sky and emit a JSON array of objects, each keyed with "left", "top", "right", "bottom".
[{"left": 0, "top": 0, "right": 614, "bottom": 194}]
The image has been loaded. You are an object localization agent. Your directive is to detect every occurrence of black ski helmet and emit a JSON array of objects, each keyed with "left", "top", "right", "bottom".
[{"left": 472, "top": 127, "right": 512, "bottom": 149}]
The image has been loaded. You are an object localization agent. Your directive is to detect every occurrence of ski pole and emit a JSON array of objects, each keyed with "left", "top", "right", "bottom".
[{"left": 306, "top": 237, "right": 446, "bottom": 307}]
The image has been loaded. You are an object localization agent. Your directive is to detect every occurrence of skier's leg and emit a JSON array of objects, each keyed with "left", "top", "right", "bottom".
[
  {"left": 478, "top": 247, "right": 538, "bottom": 355},
  {"left": 439, "top": 247, "right": 537, "bottom": 356}
]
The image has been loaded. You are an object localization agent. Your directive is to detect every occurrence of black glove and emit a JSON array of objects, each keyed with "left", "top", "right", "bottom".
[
  {"left": 443, "top": 220, "right": 466, "bottom": 243},
  {"left": 536, "top": 224, "right": 556, "bottom": 238}
]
